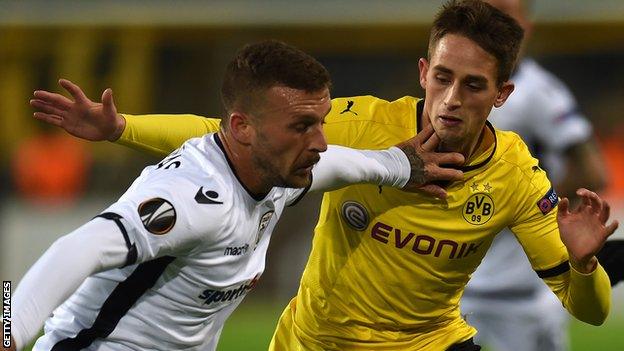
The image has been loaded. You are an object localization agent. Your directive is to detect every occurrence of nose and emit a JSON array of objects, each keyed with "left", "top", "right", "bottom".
[
  {"left": 443, "top": 82, "right": 462, "bottom": 110},
  {"left": 309, "top": 124, "right": 328, "bottom": 153}
]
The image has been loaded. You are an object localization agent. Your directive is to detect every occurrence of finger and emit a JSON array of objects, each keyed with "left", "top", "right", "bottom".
[
  {"left": 435, "top": 152, "right": 465, "bottom": 166},
  {"left": 428, "top": 167, "right": 463, "bottom": 182},
  {"left": 579, "top": 193, "right": 591, "bottom": 210},
  {"left": 30, "top": 99, "right": 66, "bottom": 117},
  {"left": 605, "top": 220, "right": 619, "bottom": 238},
  {"left": 558, "top": 197, "right": 570, "bottom": 216},
  {"left": 576, "top": 188, "right": 592, "bottom": 208},
  {"left": 600, "top": 201, "right": 611, "bottom": 224},
  {"left": 59, "top": 78, "right": 90, "bottom": 103},
  {"left": 587, "top": 191, "right": 603, "bottom": 214},
  {"left": 416, "top": 124, "right": 435, "bottom": 145},
  {"left": 102, "top": 88, "right": 117, "bottom": 116},
  {"left": 419, "top": 183, "right": 447, "bottom": 199},
  {"left": 33, "top": 90, "right": 73, "bottom": 109},
  {"left": 421, "top": 131, "right": 440, "bottom": 152},
  {"left": 33, "top": 112, "right": 63, "bottom": 127}
]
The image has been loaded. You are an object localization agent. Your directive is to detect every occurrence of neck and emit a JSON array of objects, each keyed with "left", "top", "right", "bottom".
[
  {"left": 421, "top": 115, "right": 492, "bottom": 161},
  {"left": 217, "top": 130, "right": 272, "bottom": 197}
]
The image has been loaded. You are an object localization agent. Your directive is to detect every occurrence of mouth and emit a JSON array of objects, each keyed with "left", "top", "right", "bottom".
[
  {"left": 438, "top": 115, "right": 462, "bottom": 127},
  {"left": 294, "top": 156, "right": 320, "bottom": 175}
]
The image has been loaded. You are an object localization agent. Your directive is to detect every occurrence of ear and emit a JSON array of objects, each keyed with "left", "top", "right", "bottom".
[
  {"left": 418, "top": 58, "right": 429, "bottom": 90},
  {"left": 228, "top": 111, "right": 254, "bottom": 145},
  {"left": 494, "top": 81, "right": 515, "bottom": 108}
]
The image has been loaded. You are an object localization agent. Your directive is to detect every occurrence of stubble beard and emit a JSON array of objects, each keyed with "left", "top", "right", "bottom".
[{"left": 251, "top": 131, "right": 296, "bottom": 189}]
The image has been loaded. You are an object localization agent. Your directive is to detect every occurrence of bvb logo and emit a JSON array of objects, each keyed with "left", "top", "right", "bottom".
[{"left": 462, "top": 193, "right": 494, "bottom": 225}]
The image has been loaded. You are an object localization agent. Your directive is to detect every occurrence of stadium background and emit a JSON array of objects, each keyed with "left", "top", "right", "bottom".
[{"left": 0, "top": 1, "right": 623, "bottom": 350}]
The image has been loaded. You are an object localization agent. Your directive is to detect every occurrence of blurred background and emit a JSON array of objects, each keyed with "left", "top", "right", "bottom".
[{"left": 1, "top": 1, "right": 623, "bottom": 350}]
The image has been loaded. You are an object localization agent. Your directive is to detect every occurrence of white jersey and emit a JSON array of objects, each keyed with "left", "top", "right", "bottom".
[
  {"left": 33, "top": 133, "right": 306, "bottom": 351},
  {"left": 465, "top": 58, "right": 592, "bottom": 295}
]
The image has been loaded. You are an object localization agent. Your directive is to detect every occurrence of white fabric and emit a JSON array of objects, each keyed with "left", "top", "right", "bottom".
[
  {"left": 11, "top": 219, "right": 129, "bottom": 350},
  {"left": 310, "top": 145, "right": 410, "bottom": 192},
  {"left": 13, "top": 133, "right": 410, "bottom": 351},
  {"left": 463, "top": 59, "right": 593, "bottom": 351}
]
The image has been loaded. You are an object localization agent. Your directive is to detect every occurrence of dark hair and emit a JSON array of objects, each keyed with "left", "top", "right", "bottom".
[
  {"left": 221, "top": 40, "right": 331, "bottom": 117},
  {"left": 429, "top": 0, "right": 524, "bottom": 85}
]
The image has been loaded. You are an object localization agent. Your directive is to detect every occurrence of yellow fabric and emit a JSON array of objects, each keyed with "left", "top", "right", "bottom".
[
  {"left": 119, "top": 114, "right": 220, "bottom": 155},
  {"left": 118, "top": 95, "right": 611, "bottom": 350}
]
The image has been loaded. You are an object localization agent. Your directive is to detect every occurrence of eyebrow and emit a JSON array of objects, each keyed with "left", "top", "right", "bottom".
[{"left": 433, "top": 65, "right": 488, "bottom": 84}]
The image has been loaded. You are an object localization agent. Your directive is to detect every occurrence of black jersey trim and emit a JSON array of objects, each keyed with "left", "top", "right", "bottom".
[
  {"left": 460, "top": 121, "right": 497, "bottom": 172},
  {"left": 287, "top": 174, "right": 313, "bottom": 207},
  {"left": 51, "top": 256, "right": 176, "bottom": 351},
  {"left": 95, "top": 212, "right": 138, "bottom": 267},
  {"left": 416, "top": 98, "right": 425, "bottom": 133},
  {"left": 213, "top": 133, "right": 268, "bottom": 201},
  {"left": 536, "top": 261, "right": 570, "bottom": 278}
]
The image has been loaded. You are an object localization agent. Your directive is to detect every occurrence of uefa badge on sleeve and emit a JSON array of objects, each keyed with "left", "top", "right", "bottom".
[
  {"left": 536, "top": 187, "right": 559, "bottom": 215},
  {"left": 138, "top": 198, "right": 177, "bottom": 235}
]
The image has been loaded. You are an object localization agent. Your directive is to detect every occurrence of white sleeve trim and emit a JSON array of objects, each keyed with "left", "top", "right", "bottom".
[
  {"left": 11, "top": 218, "right": 129, "bottom": 350},
  {"left": 310, "top": 145, "right": 410, "bottom": 192}
]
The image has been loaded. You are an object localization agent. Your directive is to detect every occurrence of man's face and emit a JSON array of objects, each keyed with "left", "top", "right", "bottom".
[
  {"left": 419, "top": 33, "right": 513, "bottom": 153},
  {"left": 250, "top": 85, "right": 330, "bottom": 189}
]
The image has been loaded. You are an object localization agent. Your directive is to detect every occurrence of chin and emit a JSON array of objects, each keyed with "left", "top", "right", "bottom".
[{"left": 283, "top": 173, "right": 312, "bottom": 189}]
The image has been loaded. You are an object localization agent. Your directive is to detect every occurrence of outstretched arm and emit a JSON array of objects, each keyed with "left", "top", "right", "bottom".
[
  {"left": 30, "top": 79, "right": 220, "bottom": 156},
  {"left": 311, "top": 125, "right": 465, "bottom": 198},
  {"left": 10, "top": 219, "right": 129, "bottom": 350},
  {"left": 544, "top": 189, "right": 618, "bottom": 325}
]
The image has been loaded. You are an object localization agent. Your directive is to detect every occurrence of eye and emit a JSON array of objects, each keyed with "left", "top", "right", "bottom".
[
  {"left": 435, "top": 75, "right": 451, "bottom": 84},
  {"left": 467, "top": 83, "right": 482, "bottom": 91},
  {"left": 293, "top": 123, "right": 310, "bottom": 133}
]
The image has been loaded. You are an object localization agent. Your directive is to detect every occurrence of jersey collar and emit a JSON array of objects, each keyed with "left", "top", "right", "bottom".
[{"left": 213, "top": 133, "right": 269, "bottom": 202}]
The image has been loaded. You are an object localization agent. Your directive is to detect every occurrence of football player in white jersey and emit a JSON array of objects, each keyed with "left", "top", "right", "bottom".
[
  {"left": 461, "top": 1, "right": 610, "bottom": 350},
  {"left": 8, "top": 40, "right": 465, "bottom": 351}
]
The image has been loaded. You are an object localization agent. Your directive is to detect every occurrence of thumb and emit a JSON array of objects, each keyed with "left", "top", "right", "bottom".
[
  {"left": 102, "top": 88, "right": 118, "bottom": 116},
  {"left": 558, "top": 197, "right": 569, "bottom": 217}
]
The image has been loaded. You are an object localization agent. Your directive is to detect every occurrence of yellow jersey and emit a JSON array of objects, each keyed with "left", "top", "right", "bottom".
[{"left": 120, "top": 95, "right": 610, "bottom": 350}]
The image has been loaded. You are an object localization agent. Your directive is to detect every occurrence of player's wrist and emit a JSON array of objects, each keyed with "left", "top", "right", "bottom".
[
  {"left": 108, "top": 113, "right": 126, "bottom": 141},
  {"left": 569, "top": 255, "right": 598, "bottom": 274}
]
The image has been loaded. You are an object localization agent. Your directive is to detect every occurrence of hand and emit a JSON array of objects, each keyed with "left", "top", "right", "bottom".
[
  {"left": 396, "top": 124, "right": 465, "bottom": 198},
  {"left": 558, "top": 188, "right": 619, "bottom": 274},
  {"left": 30, "top": 79, "right": 125, "bottom": 141}
]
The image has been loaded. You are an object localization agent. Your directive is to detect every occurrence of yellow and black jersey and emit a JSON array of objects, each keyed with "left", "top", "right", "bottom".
[{"left": 119, "top": 95, "right": 610, "bottom": 351}]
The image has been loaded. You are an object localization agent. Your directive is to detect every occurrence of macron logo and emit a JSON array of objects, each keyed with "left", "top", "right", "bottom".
[{"left": 195, "top": 187, "right": 223, "bottom": 205}]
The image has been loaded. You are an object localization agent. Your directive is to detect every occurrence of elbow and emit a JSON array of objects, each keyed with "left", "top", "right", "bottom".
[
  {"left": 583, "top": 315, "right": 607, "bottom": 326},
  {"left": 578, "top": 303, "right": 610, "bottom": 326}
]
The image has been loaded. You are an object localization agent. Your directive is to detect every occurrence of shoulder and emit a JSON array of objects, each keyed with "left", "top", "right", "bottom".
[
  {"left": 495, "top": 129, "right": 550, "bottom": 190},
  {"left": 516, "top": 59, "right": 577, "bottom": 107},
  {"left": 115, "top": 139, "right": 235, "bottom": 231},
  {"left": 327, "top": 95, "right": 420, "bottom": 128}
]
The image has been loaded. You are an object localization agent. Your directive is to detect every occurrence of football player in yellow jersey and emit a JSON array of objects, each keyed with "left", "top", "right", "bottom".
[{"left": 30, "top": 1, "right": 618, "bottom": 350}]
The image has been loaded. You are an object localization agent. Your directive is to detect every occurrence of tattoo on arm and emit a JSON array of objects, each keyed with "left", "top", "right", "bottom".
[{"left": 397, "top": 144, "right": 426, "bottom": 185}]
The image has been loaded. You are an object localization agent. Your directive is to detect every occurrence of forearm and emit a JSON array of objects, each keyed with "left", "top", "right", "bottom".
[
  {"left": 117, "top": 114, "right": 221, "bottom": 156},
  {"left": 545, "top": 262, "right": 611, "bottom": 325},
  {"left": 11, "top": 219, "right": 128, "bottom": 350},
  {"left": 310, "top": 145, "right": 410, "bottom": 192}
]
